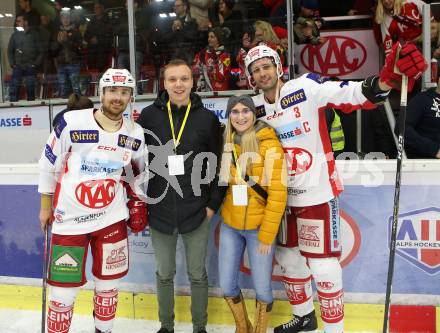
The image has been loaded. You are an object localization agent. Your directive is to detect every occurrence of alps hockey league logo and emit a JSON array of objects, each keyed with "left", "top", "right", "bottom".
[{"left": 390, "top": 207, "right": 440, "bottom": 275}]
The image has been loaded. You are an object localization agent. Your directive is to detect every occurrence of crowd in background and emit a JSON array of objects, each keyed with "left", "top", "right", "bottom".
[
  {"left": 6, "top": 0, "right": 380, "bottom": 100},
  {"left": 4, "top": 0, "right": 440, "bottom": 159}
]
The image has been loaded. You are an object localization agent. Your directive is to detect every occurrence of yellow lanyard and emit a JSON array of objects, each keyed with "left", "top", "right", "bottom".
[
  {"left": 167, "top": 100, "right": 191, "bottom": 151},
  {"left": 231, "top": 133, "right": 242, "bottom": 180}
]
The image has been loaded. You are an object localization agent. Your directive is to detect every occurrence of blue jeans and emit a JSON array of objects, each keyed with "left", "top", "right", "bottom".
[
  {"left": 57, "top": 63, "right": 80, "bottom": 98},
  {"left": 219, "top": 222, "right": 275, "bottom": 303},
  {"left": 10, "top": 65, "right": 36, "bottom": 101}
]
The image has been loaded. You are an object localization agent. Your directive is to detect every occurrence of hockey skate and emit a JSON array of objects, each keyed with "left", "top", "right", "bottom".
[
  {"left": 95, "top": 329, "right": 111, "bottom": 333},
  {"left": 273, "top": 310, "right": 318, "bottom": 333}
]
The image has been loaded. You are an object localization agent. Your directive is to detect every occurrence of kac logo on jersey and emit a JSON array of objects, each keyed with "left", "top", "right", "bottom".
[
  {"left": 284, "top": 147, "right": 313, "bottom": 176},
  {"left": 70, "top": 130, "right": 99, "bottom": 143},
  {"left": 75, "top": 179, "right": 117, "bottom": 209},
  {"left": 118, "top": 134, "right": 141, "bottom": 151},
  {"left": 280, "top": 89, "right": 307, "bottom": 109},
  {"left": 391, "top": 207, "right": 440, "bottom": 275}
]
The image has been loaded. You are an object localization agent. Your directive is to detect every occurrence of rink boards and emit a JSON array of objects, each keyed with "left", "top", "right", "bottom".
[{"left": 0, "top": 161, "right": 440, "bottom": 331}]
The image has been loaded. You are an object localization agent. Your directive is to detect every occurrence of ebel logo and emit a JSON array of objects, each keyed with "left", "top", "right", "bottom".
[
  {"left": 118, "top": 134, "right": 141, "bottom": 151},
  {"left": 75, "top": 179, "right": 117, "bottom": 208},
  {"left": 70, "top": 130, "right": 99, "bottom": 143},
  {"left": 284, "top": 147, "right": 313, "bottom": 176},
  {"left": 300, "top": 36, "right": 367, "bottom": 76},
  {"left": 391, "top": 207, "right": 440, "bottom": 275},
  {"left": 280, "top": 89, "right": 307, "bottom": 109}
]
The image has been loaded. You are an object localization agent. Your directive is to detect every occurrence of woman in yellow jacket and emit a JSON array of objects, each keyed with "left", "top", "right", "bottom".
[{"left": 219, "top": 95, "right": 287, "bottom": 333}]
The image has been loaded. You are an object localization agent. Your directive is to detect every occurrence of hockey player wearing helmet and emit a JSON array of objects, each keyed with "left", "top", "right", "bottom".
[
  {"left": 38, "top": 68, "right": 147, "bottom": 333},
  {"left": 244, "top": 44, "right": 427, "bottom": 333}
]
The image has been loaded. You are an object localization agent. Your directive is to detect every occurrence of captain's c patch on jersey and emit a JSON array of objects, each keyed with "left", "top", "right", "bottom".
[{"left": 280, "top": 89, "right": 307, "bottom": 109}]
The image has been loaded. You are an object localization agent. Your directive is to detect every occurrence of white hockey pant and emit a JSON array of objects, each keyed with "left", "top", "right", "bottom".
[{"left": 276, "top": 246, "right": 344, "bottom": 333}]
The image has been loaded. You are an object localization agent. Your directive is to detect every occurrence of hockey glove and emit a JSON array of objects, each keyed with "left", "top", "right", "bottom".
[
  {"left": 126, "top": 186, "right": 148, "bottom": 233},
  {"left": 379, "top": 42, "right": 428, "bottom": 92}
]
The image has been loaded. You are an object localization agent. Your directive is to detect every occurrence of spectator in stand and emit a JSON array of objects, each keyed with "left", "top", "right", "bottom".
[
  {"left": 273, "top": 26, "right": 288, "bottom": 50},
  {"left": 193, "top": 27, "right": 231, "bottom": 91},
  {"left": 374, "top": 0, "right": 424, "bottom": 54},
  {"left": 188, "top": 0, "right": 211, "bottom": 38},
  {"left": 415, "top": 19, "right": 440, "bottom": 59},
  {"left": 293, "top": 16, "right": 326, "bottom": 45},
  {"left": 84, "top": 2, "right": 113, "bottom": 73},
  {"left": 236, "top": 26, "right": 255, "bottom": 89},
  {"left": 115, "top": 0, "right": 147, "bottom": 95},
  {"left": 163, "top": 0, "right": 199, "bottom": 65},
  {"left": 40, "top": 15, "right": 56, "bottom": 76},
  {"left": 52, "top": 93, "right": 94, "bottom": 128},
  {"left": 299, "top": 0, "right": 321, "bottom": 20},
  {"left": 263, "top": 0, "right": 302, "bottom": 28},
  {"left": 253, "top": 20, "right": 286, "bottom": 66},
  {"left": 18, "top": 0, "right": 40, "bottom": 29},
  {"left": 395, "top": 80, "right": 440, "bottom": 158},
  {"left": 209, "top": 0, "right": 243, "bottom": 53},
  {"left": 52, "top": 0, "right": 62, "bottom": 33},
  {"left": 7, "top": 14, "right": 43, "bottom": 101},
  {"left": 51, "top": 10, "right": 82, "bottom": 98}
]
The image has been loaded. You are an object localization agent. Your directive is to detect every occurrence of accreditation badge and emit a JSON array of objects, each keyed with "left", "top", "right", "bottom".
[
  {"left": 232, "top": 184, "right": 248, "bottom": 206},
  {"left": 168, "top": 155, "right": 185, "bottom": 175}
]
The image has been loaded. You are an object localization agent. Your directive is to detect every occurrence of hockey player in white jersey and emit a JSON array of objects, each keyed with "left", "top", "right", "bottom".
[
  {"left": 243, "top": 43, "right": 427, "bottom": 333},
  {"left": 38, "top": 68, "right": 148, "bottom": 333}
]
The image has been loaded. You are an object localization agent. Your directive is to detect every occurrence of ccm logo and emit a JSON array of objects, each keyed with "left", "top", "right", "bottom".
[
  {"left": 267, "top": 112, "right": 283, "bottom": 120},
  {"left": 301, "top": 36, "right": 367, "bottom": 76},
  {"left": 75, "top": 179, "right": 117, "bottom": 209},
  {"left": 98, "top": 145, "right": 117, "bottom": 151}
]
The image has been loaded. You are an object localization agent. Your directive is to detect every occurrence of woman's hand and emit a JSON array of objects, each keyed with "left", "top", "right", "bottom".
[
  {"left": 206, "top": 207, "right": 215, "bottom": 220},
  {"left": 257, "top": 242, "right": 272, "bottom": 255}
]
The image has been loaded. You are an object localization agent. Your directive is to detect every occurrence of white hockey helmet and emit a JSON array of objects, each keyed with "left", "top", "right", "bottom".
[
  {"left": 99, "top": 68, "right": 136, "bottom": 99},
  {"left": 244, "top": 45, "right": 283, "bottom": 83}
]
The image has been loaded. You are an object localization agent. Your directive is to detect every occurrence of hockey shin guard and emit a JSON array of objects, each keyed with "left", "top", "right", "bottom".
[
  {"left": 309, "top": 257, "right": 344, "bottom": 333},
  {"left": 93, "top": 278, "right": 120, "bottom": 333},
  {"left": 47, "top": 286, "right": 79, "bottom": 333},
  {"left": 275, "top": 246, "right": 314, "bottom": 316}
]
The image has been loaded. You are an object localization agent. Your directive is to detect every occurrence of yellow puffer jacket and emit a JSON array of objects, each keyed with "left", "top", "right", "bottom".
[{"left": 221, "top": 122, "right": 287, "bottom": 245}]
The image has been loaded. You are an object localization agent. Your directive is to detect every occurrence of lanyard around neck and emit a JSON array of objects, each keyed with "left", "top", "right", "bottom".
[
  {"left": 231, "top": 133, "right": 242, "bottom": 180},
  {"left": 167, "top": 100, "right": 191, "bottom": 151}
]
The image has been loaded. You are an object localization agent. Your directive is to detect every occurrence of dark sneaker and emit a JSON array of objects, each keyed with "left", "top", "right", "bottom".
[
  {"left": 95, "top": 329, "right": 111, "bottom": 333},
  {"left": 196, "top": 330, "right": 207, "bottom": 333},
  {"left": 274, "top": 310, "right": 318, "bottom": 333},
  {"left": 157, "top": 329, "right": 174, "bottom": 333}
]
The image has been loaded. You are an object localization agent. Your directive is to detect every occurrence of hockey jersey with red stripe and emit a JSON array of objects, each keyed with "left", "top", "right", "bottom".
[
  {"left": 253, "top": 73, "right": 376, "bottom": 207},
  {"left": 38, "top": 109, "right": 146, "bottom": 235}
]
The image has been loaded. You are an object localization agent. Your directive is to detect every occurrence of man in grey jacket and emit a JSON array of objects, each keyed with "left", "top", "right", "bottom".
[{"left": 7, "top": 14, "right": 43, "bottom": 101}]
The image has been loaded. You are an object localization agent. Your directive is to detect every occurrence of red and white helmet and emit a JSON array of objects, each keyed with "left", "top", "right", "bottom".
[
  {"left": 99, "top": 68, "right": 136, "bottom": 99},
  {"left": 244, "top": 45, "right": 283, "bottom": 87}
]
